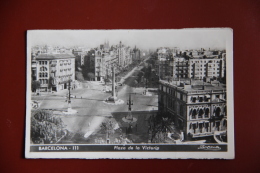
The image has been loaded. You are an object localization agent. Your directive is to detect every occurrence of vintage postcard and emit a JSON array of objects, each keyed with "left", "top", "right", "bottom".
[{"left": 25, "top": 29, "right": 234, "bottom": 159}]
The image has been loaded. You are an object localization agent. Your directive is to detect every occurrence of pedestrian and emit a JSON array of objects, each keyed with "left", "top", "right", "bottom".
[{"left": 81, "top": 96, "right": 82, "bottom": 99}]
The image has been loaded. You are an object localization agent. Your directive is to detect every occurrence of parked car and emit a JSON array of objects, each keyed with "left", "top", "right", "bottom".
[
  {"left": 117, "top": 83, "right": 123, "bottom": 86},
  {"left": 66, "top": 94, "right": 76, "bottom": 98}
]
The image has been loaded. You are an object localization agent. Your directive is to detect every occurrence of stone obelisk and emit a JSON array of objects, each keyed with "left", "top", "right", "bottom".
[{"left": 108, "top": 66, "right": 118, "bottom": 102}]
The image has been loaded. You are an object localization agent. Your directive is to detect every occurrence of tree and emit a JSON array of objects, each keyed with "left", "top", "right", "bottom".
[
  {"left": 81, "top": 65, "right": 88, "bottom": 79},
  {"left": 75, "top": 71, "right": 84, "bottom": 81},
  {"left": 31, "top": 109, "right": 67, "bottom": 144},
  {"left": 48, "top": 77, "right": 54, "bottom": 90},
  {"left": 150, "top": 115, "right": 177, "bottom": 143},
  {"left": 31, "top": 80, "right": 40, "bottom": 92},
  {"left": 104, "top": 77, "right": 111, "bottom": 84},
  {"left": 87, "top": 72, "right": 95, "bottom": 81},
  {"left": 144, "top": 65, "right": 152, "bottom": 80}
]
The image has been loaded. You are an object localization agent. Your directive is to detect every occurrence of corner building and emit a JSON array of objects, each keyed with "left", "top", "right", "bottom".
[
  {"left": 33, "top": 54, "right": 75, "bottom": 92},
  {"left": 158, "top": 80, "right": 227, "bottom": 140}
]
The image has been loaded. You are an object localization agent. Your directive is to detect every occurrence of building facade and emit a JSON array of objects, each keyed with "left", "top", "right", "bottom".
[
  {"left": 158, "top": 80, "right": 227, "bottom": 140},
  {"left": 188, "top": 57, "right": 224, "bottom": 79},
  {"left": 156, "top": 48, "right": 225, "bottom": 81},
  {"left": 82, "top": 41, "right": 134, "bottom": 82},
  {"left": 116, "top": 41, "right": 132, "bottom": 68},
  {"left": 33, "top": 54, "right": 75, "bottom": 92}
]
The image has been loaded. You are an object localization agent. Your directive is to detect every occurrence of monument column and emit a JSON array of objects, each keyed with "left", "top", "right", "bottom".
[
  {"left": 112, "top": 66, "right": 116, "bottom": 99},
  {"left": 107, "top": 66, "right": 118, "bottom": 102}
]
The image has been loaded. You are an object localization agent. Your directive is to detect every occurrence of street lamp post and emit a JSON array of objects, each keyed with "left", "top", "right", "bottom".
[
  {"left": 68, "top": 77, "right": 71, "bottom": 109},
  {"left": 122, "top": 93, "right": 137, "bottom": 124},
  {"left": 64, "top": 76, "right": 77, "bottom": 114},
  {"left": 126, "top": 93, "right": 134, "bottom": 121}
]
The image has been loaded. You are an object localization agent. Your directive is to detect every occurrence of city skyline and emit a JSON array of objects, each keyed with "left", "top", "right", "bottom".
[{"left": 28, "top": 29, "right": 230, "bottom": 50}]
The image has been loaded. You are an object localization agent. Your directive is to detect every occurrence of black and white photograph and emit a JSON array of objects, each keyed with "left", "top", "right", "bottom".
[{"left": 25, "top": 29, "right": 234, "bottom": 159}]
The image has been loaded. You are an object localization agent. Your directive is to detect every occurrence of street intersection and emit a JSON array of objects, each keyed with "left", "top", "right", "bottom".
[{"left": 31, "top": 65, "right": 158, "bottom": 143}]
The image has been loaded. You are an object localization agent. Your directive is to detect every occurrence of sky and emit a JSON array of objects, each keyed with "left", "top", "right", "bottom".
[{"left": 28, "top": 29, "right": 232, "bottom": 50}]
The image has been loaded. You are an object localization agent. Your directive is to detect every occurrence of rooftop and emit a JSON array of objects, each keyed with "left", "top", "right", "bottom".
[
  {"left": 160, "top": 80, "right": 226, "bottom": 93},
  {"left": 35, "top": 53, "right": 75, "bottom": 60}
]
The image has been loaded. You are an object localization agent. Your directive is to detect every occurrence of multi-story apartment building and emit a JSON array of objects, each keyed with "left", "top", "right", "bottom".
[
  {"left": 92, "top": 49, "right": 119, "bottom": 81},
  {"left": 156, "top": 48, "right": 225, "bottom": 81},
  {"left": 158, "top": 80, "right": 227, "bottom": 140},
  {"left": 132, "top": 46, "right": 141, "bottom": 62},
  {"left": 82, "top": 41, "right": 134, "bottom": 82},
  {"left": 157, "top": 48, "right": 174, "bottom": 79},
  {"left": 116, "top": 41, "right": 132, "bottom": 68},
  {"left": 172, "top": 57, "right": 189, "bottom": 79},
  {"left": 32, "top": 54, "right": 75, "bottom": 92},
  {"left": 188, "top": 57, "right": 224, "bottom": 79}
]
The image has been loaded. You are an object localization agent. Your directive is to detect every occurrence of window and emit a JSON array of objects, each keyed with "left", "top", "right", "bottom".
[
  {"left": 204, "top": 96, "right": 210, "bottom": 102},
  {"left": 198, "top": 109, "right": 204, "bottom": 118},
  {"left": 205, "top": 108, "right": 209, "bottom": 118},
  {"left": 205, "top": 122, "right": 209, "bottom": 132},
  {"left": 191, "top": 97, "right": 196, "bottom": 103},
  {"left": 192, "top": 109, "right": 197, "bottom": 119},
  {"left": 192, "top": 123, "right": 197, "bottom": 134},
  {"left": 199, "top": 123, "right": 203, "bottom": 133},
  {"left": 214, "top": 107, "right": 221, "bottom": 117}
]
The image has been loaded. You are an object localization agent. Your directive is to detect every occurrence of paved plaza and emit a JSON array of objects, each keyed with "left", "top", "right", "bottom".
[{"left": 31, "top": 65, "right": 159, "bottom": 144}]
